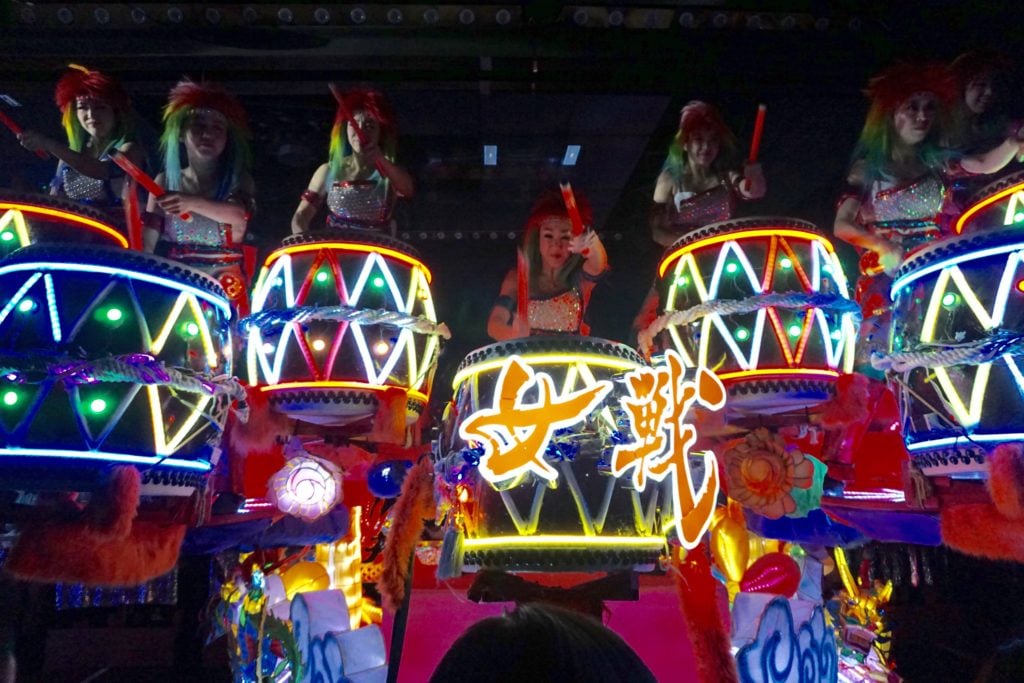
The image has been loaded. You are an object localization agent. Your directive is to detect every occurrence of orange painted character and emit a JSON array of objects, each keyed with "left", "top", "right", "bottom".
[
  {"left": 612, "top": 350, "right": 726, "bottom": 548},
  {"left": 459, "top": 356, "right": 612, "bottom": 484}
]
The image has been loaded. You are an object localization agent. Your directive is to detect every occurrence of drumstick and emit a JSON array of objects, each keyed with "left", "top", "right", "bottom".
[
  {"left": 747, "top": 104, "right": 766, "bottom": 163},
  {"left": 328, "top": 83, "right": 387, "bottom": 175},
  {"left": 0, "top": 110, "right": 49, "bottom": 159},
  {"left": 124, "top": 178, "right": 144, "bottom": 251},
  {"left": 559, "top": 181, "right": 586, "bottom": 236},
  {"left": 516, "top": 247, "right": 530, "bottom": 331},
  {"left": 110, "top": 150, "right": 191, "bottom": 222}
]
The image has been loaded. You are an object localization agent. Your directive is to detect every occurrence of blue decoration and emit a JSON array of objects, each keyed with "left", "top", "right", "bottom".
[
  {"left": 736, "top": 597, "right": 837, "bottom": 683},
  {"left": 367, "top": 459, "right": 411, "bottom": 498}
]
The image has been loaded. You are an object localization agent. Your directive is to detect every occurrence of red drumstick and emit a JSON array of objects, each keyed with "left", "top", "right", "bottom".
[
  {"left": 516, "top": 247, "right": 530, "bottom": 331},
  {"left": 559, "top": 181, "right": 586, "bottom": 236},
  {"left": 748, "top": 104, "right": 767, "bottom": 163},
  {"left": 0, "top": 110, "right": 49, "bottom": 160},
  {"left": 110, "top": 150, "right": 191, "bottom": 222},
  {"left": 329, "top": 83, "right": 387, "bottom": 174}
]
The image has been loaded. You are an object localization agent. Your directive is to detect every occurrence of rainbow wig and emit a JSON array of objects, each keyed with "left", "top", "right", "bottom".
[
  {"left": 522, "top": 188, "right": 594, "bottom": 292},
  {"left": 663, "top": 101, "right": 740, "bottom": 182},
  {"left": 852, "top": 62, "right": 957, "bottom": 184},
  {"left": 54, "top": 64, "right": 134, "bottom": 154},
  {"left": 327, "top": 88, "right": 398, "bottom": 185},
  {"left": 159, "top": 80, "right": 251, "bottom": 200}
]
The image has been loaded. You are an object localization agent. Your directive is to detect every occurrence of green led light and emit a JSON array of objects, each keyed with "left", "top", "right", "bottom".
[
  {"left": 89, "top": 398, "right": 108, "bottom": 414},
  {"left": 831, "top": 330, "right": 843, "bottom": 341},
  {"left": 788, "top": 324, "right": 802, "bottom": 337},
  {"left": 182, "top": 322, "right": 200, "bottom": 337},
  {"left": 725, "top": 262, "right": 738, "bottom": 274},
  {"left": 779, "top": 257, "right": 792, "bottom": 269},
  {"left": 16, "top": 299, "right": 35, "bottom": 313},
  {"left": 2, "top": 391, "right": 18, "bottom": 407},
  {"left": 316, "top": 271, "right": 329, "bottom": 283},
  {"left": 675, "top": 276, "right": 689, "bottom": 287},
  {"left": 0, "top": 232, "right": 14, "bottom": 242},
  {"left": 1015, "top": 212, "right": 1024, "bottom": 223},
  {"left": 735, "top": 328, "right": 750, "bottom": 341},
  {"left": 106, "top": 308, "right": 123, "bottom": 322},
  {"left": 372, "top": 276, "right": 385, "bottom": 288},
  {"left": 941, "top": 293, "right": 959, "bottom": 308}
]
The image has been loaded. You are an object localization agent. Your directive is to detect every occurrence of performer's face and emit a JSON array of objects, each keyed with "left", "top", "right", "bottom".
[
  {"left": 965, "top": 74, "right": 994, "bottom": 115},
  {"left": 538, "top": 217, "right": 572, "bottom": 271},
  {"left": 348, "top": 111, "right": 380, "bottom": 152},
  {"left": 893, "top": 93, "right": 937, "bottom": 146},
  {"left": 75, "top": 97, "right": 115, "bottom": 140},
  {"left": 685, "top": 126, "right": 719, "bottom": 169},
  {"left": 184, "top": 109, "right": 228, "bottom": 161}
]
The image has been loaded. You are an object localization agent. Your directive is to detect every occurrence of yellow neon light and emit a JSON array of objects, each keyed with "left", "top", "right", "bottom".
[
  {"left": 659, "top": 228, "right": 833, "bottom": 277},
  {"left": 933, "top": 364, "right": 991, "bottom": 428},
  {"left": 954, "top": 182, "right": 1024, "bottom": 234},
  {"left": 265, "top": 242, "right": 432, "bottom": 283},
  {"left": 462, "top": 535, "right": 665, "bottom": 550},
  {"left": 150, "top": 293, "right": 189, "bottom": 356},
  {"left": 261, "top": 381, "right": 428, "bottom": 404},
  {"left": 451, "top": 353, "right": 640, "bottom": 390},
  {"left": 0, "top": 208, "right": 31, "bottom": 246},
  {"left": 715, "top": 368, "right": 840, "bottom": 381},
  {"left": 147, "top": 385, "right": 211, "bottom": 456},
  {"left": 0, "top": 202, "right": 128, "bottom": 248}
]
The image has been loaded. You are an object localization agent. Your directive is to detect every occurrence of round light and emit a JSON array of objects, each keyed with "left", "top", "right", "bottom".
[
  {"left": 57, "top": 7, "right": 74, "bottom": 24},
  {"left": 184, "top": 322, "right": 200, "bottom": 337},
  {"left": 573, "top": 9, "right": 588, "bottom": 26},
  {"left": 89, "top": 398, "right": 107, "bottom": 414},
  {"left": 313, "top": 7, "right": 331, "bottom": 24},
  {"left": 372, "top": 276, "right": 385, "bottom": 288},
  {"left": 941, "top": 293, "right": 959, "bottom": 307},
  {"left": 130, "top": 7, "right": 147, "bottom": 23},
  {"left": 242, "top": 6, "right": 259, "bottom": 22},
  {"left": 278, "top": 8, "right": 294, "bottom": 23},
  {"left": 735, "top": 328, "right": 750, "bottom": 341},
  {"left": 350, "top": 7, "right": 367, "bottom": 24},
  {"left": 788, "top": 324, "right": 802, "bottom": 337},
  {"left": 93, "top": 8, "right": 110, "bottom": 24},
  {"left": 779, "top": 257, "right": 792, "bottom": 269},
  {"left": 608, "top": 9, "right": 624, "bottom": 26},
  {"left": 780, "top": 15, "right": 796, "bottom": 29},
  {"left": 831, "top": 330, "right": 843, "bottom": 341},
  {"left": 712, "top": 12, "right": 728, "bottom": 28},
  {"left": 373, "top": 340, "right": 390, "bottom": 356},
  {"left": 386, "top": 8, "right": 403, "bottom": 24},
  {"left": 0, "top": 232, "right": 14, "bottom": 242},
  {"left": 17, "top": 299, "right": 35, "bottom": 313},
  {"left": 814, "top": 17, "right": 829, "bottom": 31},
  {"left": 676, "top": 276, "right": 689, "bottom": 287},
  {"left": 458, "top": 8, "right": 475, "bottom": 24},
  {"left": 273, "top": 277, "right": 284, "bottom": 287},
  {"left": 106, "top": 308, "right": 123, "bottom": 322},
  {"left": 262, "top": 342, "right": 275, "bottom": 354},
  {"left": 315, "top": 271, "right": 329, "bottom": 283},
  {"left": 311, "top": 339, "right": 326, "bottom": 351},
  {"left": 2, "top": 391, "right": 18, "bottom": 407},
  {"left": 1015, "top": 212, "right": 1024, "bottom": 223},
  {"left": 205, "top": 7, "right": 222, "bottom": 23},
  {"left": 725, "top": 262, "right": 739, "bottom": 274},
  {"left": 495, "top": 8, "right": 512, "bottom": 25},
  {"left": 1016, "top": 280, "right": 1024, "bottom": 293},
  {"left": 423, "top": 7, "right": 440, "bottom": 24},
  {"left": 20, "top": 6, "right": 36, "bottom": 23},
  {"left": 678, "top": 12, "right": 695, "bottom": 28},
  {"left": 166, "top": 7, "right": 184, "bottom": 23}
]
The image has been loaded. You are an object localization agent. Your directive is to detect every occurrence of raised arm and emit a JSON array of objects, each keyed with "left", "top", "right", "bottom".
[
  {"left": 292, "top": 163, "right": 329, "bottom": 234},
  {"left": 487, "top": 269, "right": 530, "bottom": 341}
]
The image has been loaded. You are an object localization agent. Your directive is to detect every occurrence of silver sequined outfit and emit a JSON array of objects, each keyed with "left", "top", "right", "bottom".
[
  {"left": 528, "top": 289, "right": 583, "bottom": 334},
  {"left": 54, "top": 160, "right": 122, "bottom": 207},
  {"left": 326, "top": 174, "right": 391, "bottom": 229}
]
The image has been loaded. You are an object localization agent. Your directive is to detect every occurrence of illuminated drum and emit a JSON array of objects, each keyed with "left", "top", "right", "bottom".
[
  {"left": 889, "top": 228, "right": 1024, "bottom": 476},
  {"left": 954, "top": 169, "right": 1024, "bottom": 236},
  {"left": 437, "top": 337, "right": 672, "bottom": 573},
  {"left": 0, "top": 191, "right": 129, "bottom": 258},
  {"left": 652, "top": 217, "right": 859, "bottom": 414},
  {"left": 0, "top": 245, "right": 235, "bottom": 496},
  {"left": 245, "top": 230, "right": 444, "bottom": 427}
]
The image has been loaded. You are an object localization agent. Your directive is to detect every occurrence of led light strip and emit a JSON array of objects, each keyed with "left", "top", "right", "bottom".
[
  {"left": 954, "top": 182, "right": 1024, "bottom": 234},
  {"left": 659, "top": 228, "right": 832, "bottom": 277},
  {"left": 906, "top": 434, "right": 1024, "bottom": 452},
  {"left": 0, "top": 203, "right": 128, "bottom": 248},
  {"left": 452, "top": 353, "right": 640, "bottom": 390},
  {"left": 891, "top": 245, "right": 1024, "bottom": 296},
  {"left": 264, "top": 242, "right": 432, "bottom": 283},
  {"left": 715, "top": 368, "right": 840, "bottom": 381},
  {"left": 0, "top": 447, "right": 210, "bottom": 471},
  {"left": 462, "top": 535, "right": 665, "bottom": 550}
]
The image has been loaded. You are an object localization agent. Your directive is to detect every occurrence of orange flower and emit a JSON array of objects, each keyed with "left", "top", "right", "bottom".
[{"left": 725, "top": 428, "right": 815, "bottom": 519}]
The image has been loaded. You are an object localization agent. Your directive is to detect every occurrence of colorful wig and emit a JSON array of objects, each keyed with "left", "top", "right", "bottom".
[
  {"left": 159, "top": 79, "right": 251, "bottom": 199},
  {"left": 54, "top": 64, "right": 134, "bottom": 154},
  {"left": 327, "top": 87, "right": 398, "bottom": 185},
  {"left": 852, "top": 62, "right": 957, "bottom": 183},
  {"left": 663, "top": 101, "right": 740, "bottom": 184},
  {"left": 522, "top": 188, "right": 593, "bottom": 292}
]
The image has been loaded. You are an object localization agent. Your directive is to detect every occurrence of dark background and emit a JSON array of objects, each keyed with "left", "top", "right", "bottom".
[{"left": 3, "top": 4, "right": 1024, "bottom": 679}]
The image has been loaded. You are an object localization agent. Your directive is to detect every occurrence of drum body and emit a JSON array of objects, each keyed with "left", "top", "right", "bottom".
[
  {"left": 0, "top": 191, "right": 128, "bottom": 258},
  {"left": 954, "top": 170, "right": 1024, "bottom": 236},
  {"left": 437, "top": 336, "right": 669, "bottom": 573},
  {"left": 890, "top": 228, "right": 1024, "bottom": 476},
  {"left": 656, "top": 218, "right": 858, "bottom": 414},
  {"left": 245, "top": 231, "right": 441, "bottom": 427},
  {"left": 0, "top": 245, "right": 233, "bottom": 495}
]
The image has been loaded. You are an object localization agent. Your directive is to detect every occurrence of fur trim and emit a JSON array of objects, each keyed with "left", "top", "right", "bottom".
[
  {"left": 820, "top": 373, "right": 871, "bottom": 429},
  {"left": 941, "top": 503, "right": 1024, "bottom": 563},
  {"left": 368, "top": 387, "right": 408, "bottom": 445},
  {"left": 226, "top": 385, "right": 289, "bottom": 497},
  {"left": 673, "top": 545, "right": 739, "bottom": 683},
  {"left": 378, "top": 457, "right": 436, "bottom": 611},
  {"left": 988, "top": 443, "right": 1024, "bottom": 520},
  {"left": 5, "top": 466, "right": 186, "bottom": 585}
]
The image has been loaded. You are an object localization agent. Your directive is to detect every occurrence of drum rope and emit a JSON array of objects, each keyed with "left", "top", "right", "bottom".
[
  {"left": 239, "top": 305, "right": 452, "bottom": 339},
  {"left": 870, "top": 331, "right": 1024, "bottom": 372},
  {"left": 638, "top": 291, "right": 861, "bottom": 355}
]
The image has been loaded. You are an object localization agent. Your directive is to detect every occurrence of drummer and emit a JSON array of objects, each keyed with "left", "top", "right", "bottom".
[
  {"left": 487, "top": 189, "right": 608, "bottom": 341},
  {"left": 143, "top": 79, "right": 254, "bottom": 314},
  {"left": 833, "top": 62, "right": 1024, "bottom": 370},
  {"left": 291, "top": 87, "right": 414, "bottom": 234},
  {"left": 650, "top": 101, "right": 765, "bottom": 248},
  {"left": 16, "top": 64, "right": 144, "bottom": 221}
]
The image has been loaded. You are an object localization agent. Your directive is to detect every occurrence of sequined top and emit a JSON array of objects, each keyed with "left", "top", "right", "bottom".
[
  {"left": 326, "top": 172, "right": 391, "bottom": 229},
  {"left": 53, "top": 159, "right": 123, "bottom": 207},
  {"left": 528, "top": 289, "right": 583, "bottom": 334},
  {"left": 670, "top": 183, "right": 735, "bottom": 232},
  {"left": 862, "top": 173, "right": 948, "bottom": 248},
  {"left": 164, "top": 212, "right": 229, "bottom": 249}
]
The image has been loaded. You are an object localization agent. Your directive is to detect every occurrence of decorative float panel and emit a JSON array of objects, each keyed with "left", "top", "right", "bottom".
[
  {"left": 888, "top": 228, "right": 1024, "bottom": 476},
  {"left": 245, "top": 231, "right": 445, "bottom": 427},
  {"left": 437, "top": 337, "right": 725, "bottom": 573},
  {"left": 652, "top": 218, "right": 858, "bottom": 414},
  {"left": 0, "top": 192, "right": 128, "bottom": 258},
  {"left": 0, "top": 245, "right": 235, "bottom": 495}
]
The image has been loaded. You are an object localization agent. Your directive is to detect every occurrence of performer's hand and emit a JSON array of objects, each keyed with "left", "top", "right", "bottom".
[
  {"left": 877, "top": 242, "right": 904, "bottom": 277},
  {"left": 360, "top": 142, "right": 385, "bottom": 167},
  {"left": 155, "top": 192, "right": 192, "bottom": 215},
  {"left": 16, "top": 130, "right": 52, "bottom": 155},
  {"left": 510, "top": 313, "right": 531, "bottom": 339},
  {"left": 568, "top": 230, "right": 598, "bottom": 256}
]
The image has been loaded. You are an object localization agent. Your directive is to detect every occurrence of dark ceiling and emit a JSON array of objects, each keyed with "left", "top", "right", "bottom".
[{"left": 2, "top": 1, "right": 1023, "bottom": 390}]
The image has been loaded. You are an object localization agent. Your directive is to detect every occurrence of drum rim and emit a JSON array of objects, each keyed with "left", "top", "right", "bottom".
[
  {"left": 894, "top": 225, "right": 1024, "bottom": 281},
  {"left": 280, "top": 228, "right": 423, "bottom": 261},
  {"left": 0, "top": 190, "right": 121, "bottom": 228},
  {"left": 454, "top": 335, "right": 647, "bottom": 375},
  {"left": 966, "top": 169, "right": 1024, "bottom": 208},
  {"left": 662, "top": 216, "right": 822, "bottom": 253},
  {"left": 0, "top": 242, "right": 230, "bottom": 302}
]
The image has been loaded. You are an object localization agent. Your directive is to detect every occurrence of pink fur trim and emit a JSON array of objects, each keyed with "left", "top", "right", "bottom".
[
  {"left": 987, "top": 443, "right": 1024, "bottom": 520},
  {"left": 941, "top": 503, "right": 1024, "bottom": 563}
]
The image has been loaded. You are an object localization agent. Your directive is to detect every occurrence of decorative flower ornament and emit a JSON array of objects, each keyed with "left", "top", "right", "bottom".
[
  {"left": 724, "top": 427, "right": 816, "bottom": 519},
  {"left": 268, "top": 446, "right": 344, "bottom": 521}
]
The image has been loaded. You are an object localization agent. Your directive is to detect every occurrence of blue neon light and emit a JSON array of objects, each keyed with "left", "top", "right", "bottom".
[
  {"left": 0, "top": 447, "right": 211, "bottom": 471},
  {"left": 891, "top": 243, "right": 1024, "bottom": 300},
  {"left": 906, "top": 433, "right": 1024, "bottom": 452}
]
